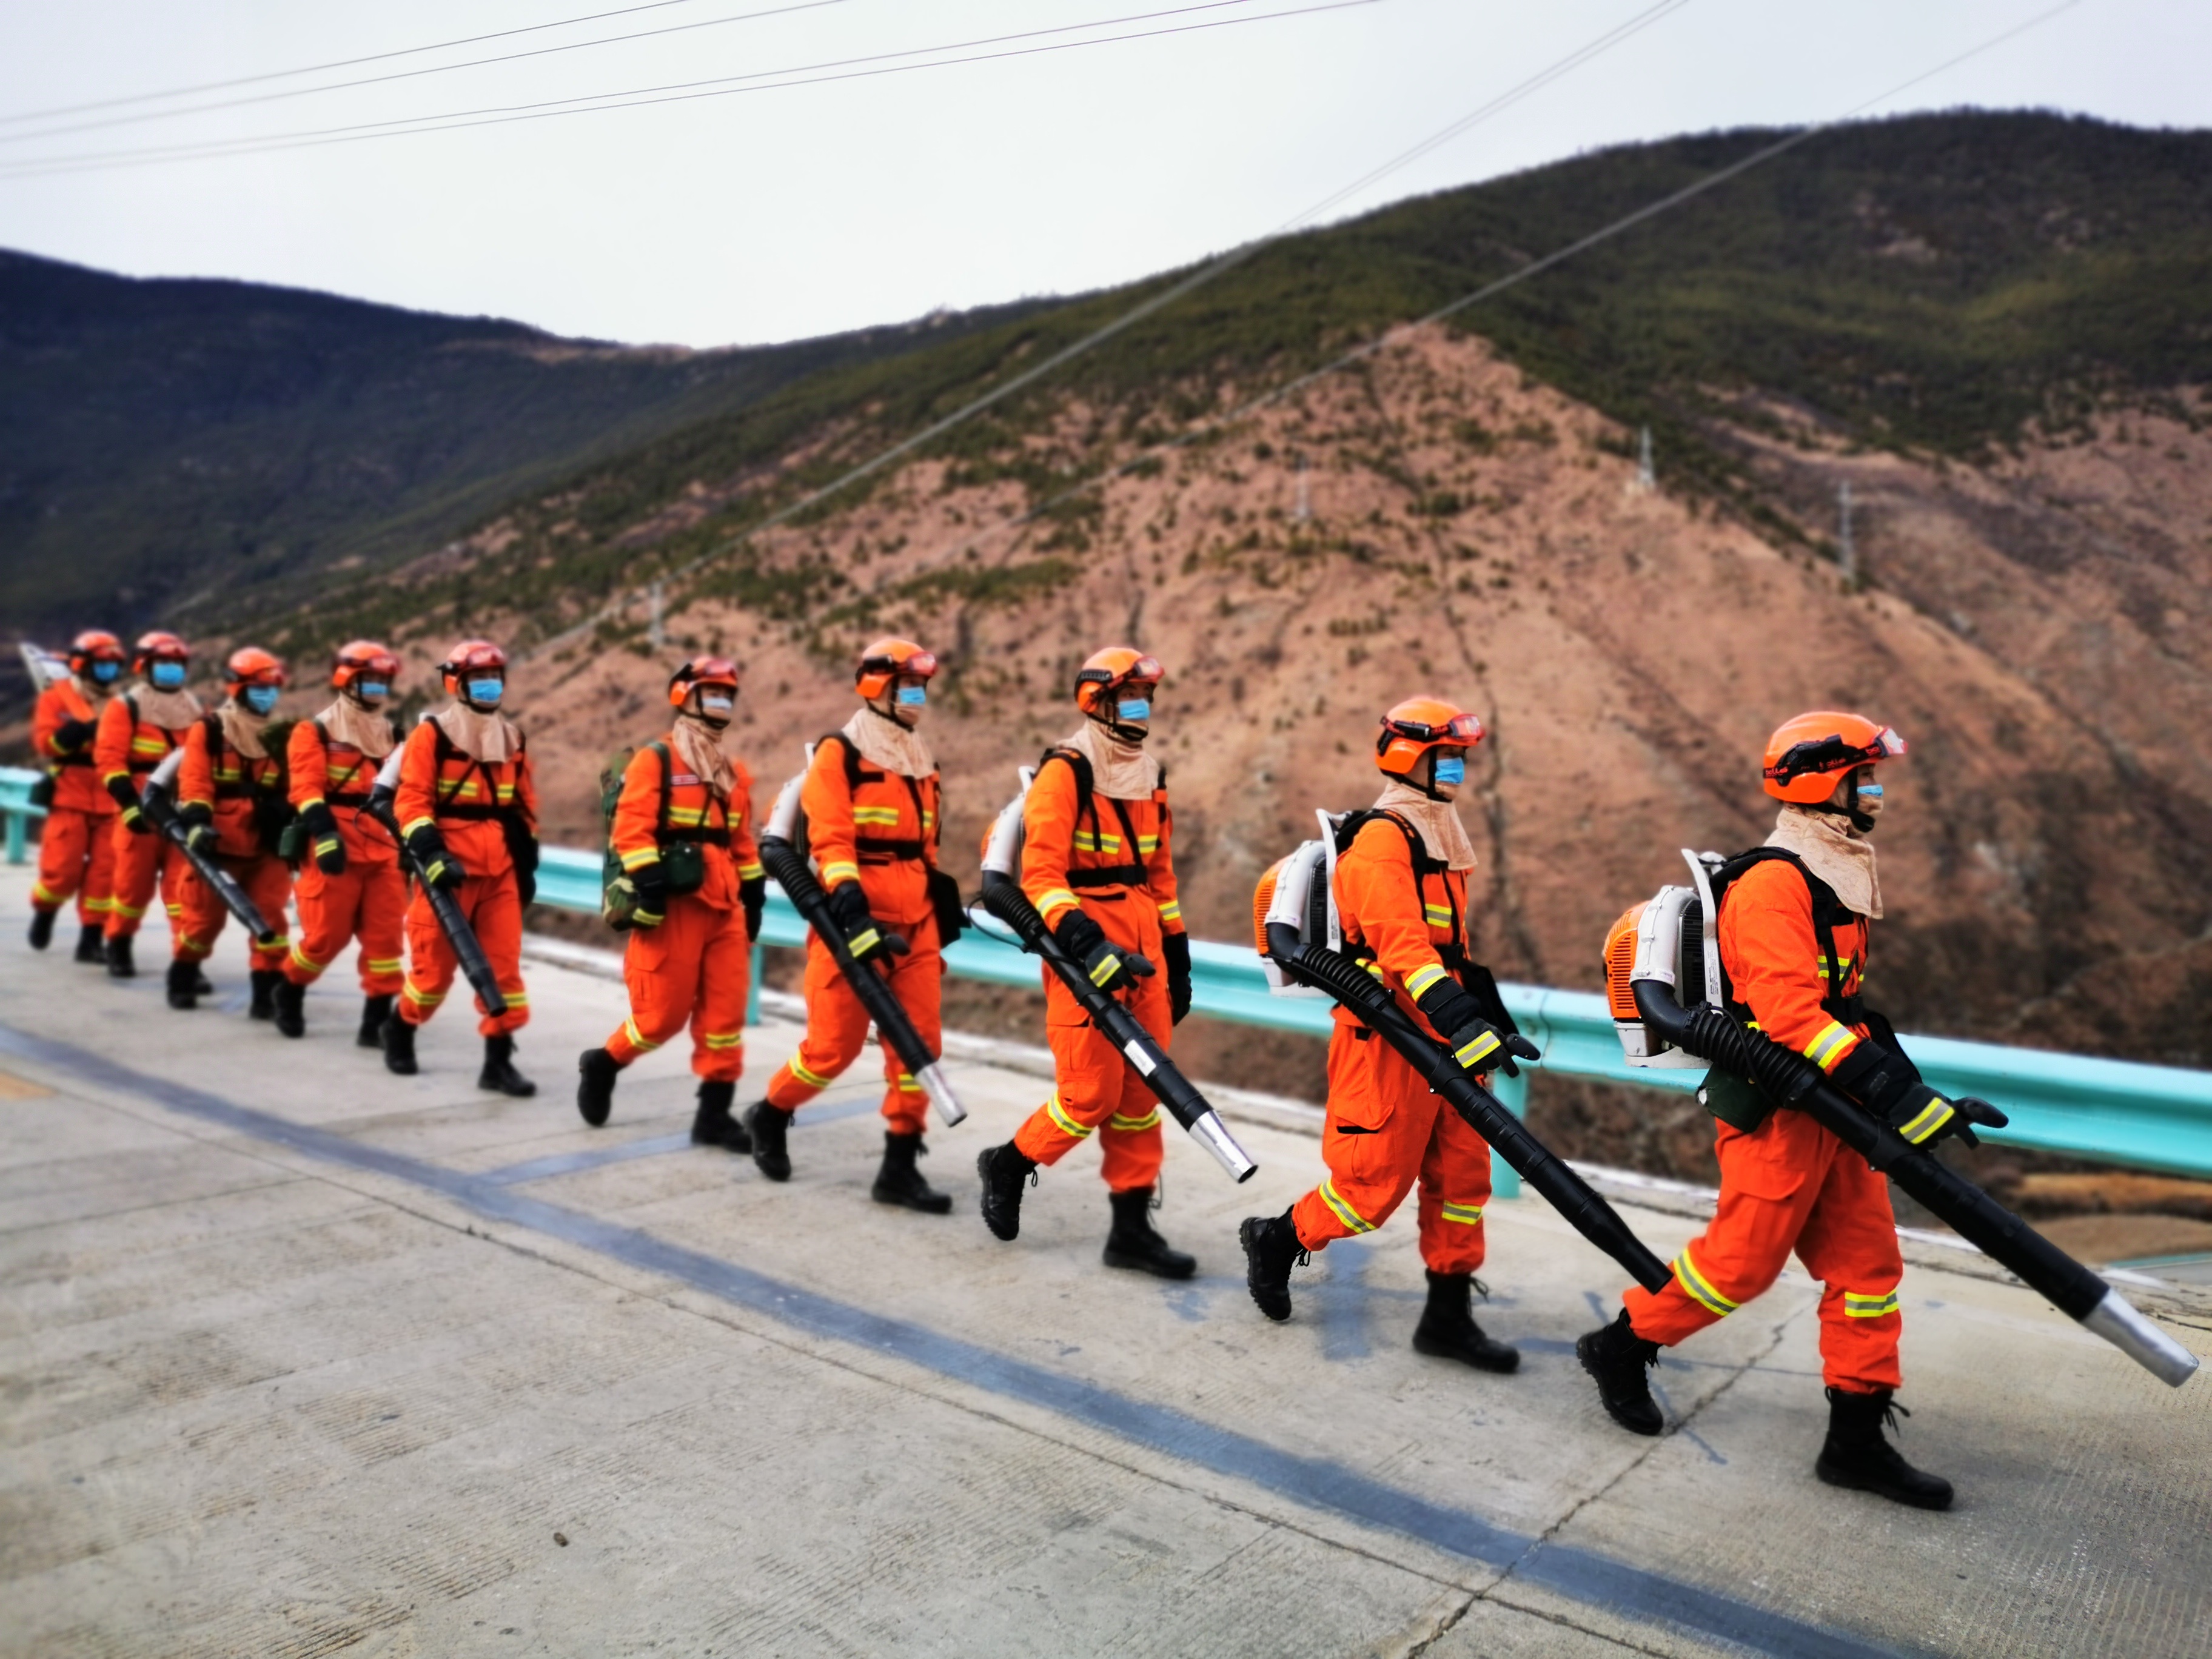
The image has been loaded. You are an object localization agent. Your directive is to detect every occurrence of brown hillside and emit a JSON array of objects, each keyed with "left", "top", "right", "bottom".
[{"left": 406, "top": 327, "right": 2210, "bottom": 1067}]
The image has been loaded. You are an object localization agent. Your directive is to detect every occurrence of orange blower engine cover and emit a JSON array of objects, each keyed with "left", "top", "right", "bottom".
[
  {"left": 1252, "top": 857, "right": 1289, "bottom": 957},
  {"left": 1603, "top": 900, "right": 1647, "bottom": 1025}
]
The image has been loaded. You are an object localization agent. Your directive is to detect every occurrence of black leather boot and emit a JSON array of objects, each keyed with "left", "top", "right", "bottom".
[
  {"left": 28, "top": 908, "right": 56, "bottom": 950},
  {"left": 575, "top": 1047, "right": 619, "bottom": 1127},
  {"left": 74, "top": 924, "right": 107, "bottom": 964},
  {"left": 1239, "top": 1207, "right": 1308, "bottom": 1321},
  {"left": 1577, "top": 1307, "right": 1664, "bottom": 1435},
  {"left": 1815, "top": 1387, "right": 1953, "bottom": 1510},
  {"left": 383, "top": 1013, "right": 418, "bottom": 1075},
  {"left": 357, "top": 994, "right": 394, "bottom": 1048},
  {"left": 274, "top": 976, "right": 307, "bottom": 1037},
  {"left": 1412, "top": 1270, "right": 1520, "bottom": 1373},
  {"left": 1103, "top": 1187, "right": 1196, "bottom": 1278},
  {"left": 745, "top": 1101, "right": 793, "bottom": 1181},
  {"left": 248, "top": 969, "right": 280, "bottom": 1022},
  {"left": 105, "top": 933, "right": 135, "bottom": 978},
  {"left": 976, "top": 1141, "right": 1037, "bottom": 1241},
  {"left": 192, "top": 964, "right": 214, "bottom": 996},
  {"left": 690, "top": 1081, "right": 751, "bottom": 1151},
  {"left": 166, "top": 956, "right": 199, "bottom": 1010},
  {"left": 479, "top": 1034, "right": 536, "bottom": 1097},
  {"left": 873, "top": 1131, "right": 953, "bottom": 1213}
]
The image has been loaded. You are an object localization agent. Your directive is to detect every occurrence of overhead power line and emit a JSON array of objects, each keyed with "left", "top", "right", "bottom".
[
  {"left": 0, "top": 0, "right": 1317, "bottom": 178},
  {"left": 519, "top": 0, "right": 1697, "bottom": 660},
  {"left": 0, "top": 0, "right": 859, "bottom": 146},
  {"left": 0, "top": 0, "right": 720, "bottom": 126}
]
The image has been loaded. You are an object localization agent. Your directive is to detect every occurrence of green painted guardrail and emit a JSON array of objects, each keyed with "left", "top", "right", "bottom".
[{"left": 8, "top": 768, "right": 2210, "bottom": 1185}]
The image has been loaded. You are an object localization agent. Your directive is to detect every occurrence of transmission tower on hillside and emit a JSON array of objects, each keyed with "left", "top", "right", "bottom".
[{"left": 1634, "top": 425, "right": 1655, "bottom": 493}]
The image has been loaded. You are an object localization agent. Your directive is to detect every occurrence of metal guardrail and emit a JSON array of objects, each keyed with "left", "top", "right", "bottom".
[{"left": 9, "top": 768, "right": 2210, "bottom": 1183}]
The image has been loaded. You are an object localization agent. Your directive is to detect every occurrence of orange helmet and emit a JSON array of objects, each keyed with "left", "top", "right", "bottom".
[
  {"left": 669, "top": 655, "right": 740, "bottom": 708},
  {"left": 1761, "top": 711, "right": 1906, "bottom": 803},
  {"left": 1376, "top": 696, "right": 1484, "bottom": 776},
  {"left": 332, "top": 639, "right": 399, "bottom": 692},
  {"left": 856, "top": 638, "right": 937, "bottom": 700},
  {"left": 1073, "top": 646, "right": 1162, "bottom": 719},
  {"left": 225, "top": 646, "right": 286, "bottom": 692},
  {"left": 67, "top": 629, "right": 126, "bottom": 676},
  {"left": 439, "top": 638, "right": 508, "bottom": 697},
  {"left": 133, "top": 630, "right": 189, "bottom": 673}
]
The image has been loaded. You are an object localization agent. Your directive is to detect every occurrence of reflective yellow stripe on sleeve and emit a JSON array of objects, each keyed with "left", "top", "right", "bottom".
[
  {"left": 820, "top": 861, "right": 861, "bottom": 886},
  {"left": 1803, "top": 1021, "right": 1856, "bottom": 1071},
  {"left": 1405, "top": 962, "right": 1449, "bottom": 999},
  {"left": 1036, "top": 886, "right": 1081, "bottom": 920},
  {"left": 619, "top": 846, "right": 661, "bottom": 871}
]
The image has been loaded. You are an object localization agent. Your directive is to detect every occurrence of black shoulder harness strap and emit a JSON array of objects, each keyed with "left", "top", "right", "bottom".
[
  {"left": 1038, "top": 746, "right": 1148, "bottom": 890},
  {"left": 1709, "top": 846, "right": 1863, "bottom": 1026},
  {"left": 1329, "top": 808, "right": 1516, "bottom": 1034}
]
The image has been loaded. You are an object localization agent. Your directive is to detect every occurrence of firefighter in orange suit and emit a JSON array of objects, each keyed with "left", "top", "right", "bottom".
[
  {"left": 95, "top": 631, "right": 205, "bottom": 982},
  {"left": 27, "top": 630, "right": 127, "bottom": 962},
  {"left": 752, "top": 638, "right": 956, "bottom": 1213},
  {"left": 576, "top": 657, "right": 767, "bottom": 1151},
  {"left": 1240, "top": 697, "right": 1535, "bottom": 1370},
  {"left": 382, "top": 639, "right": 538, "bottom": 1095},
  {"left": 168, "top": 648, "right": 294, "bottom": 1016},
  {"left": 273, "top": 642, "right": 406, "bottom": 1047},
  {"left": 974, "top": 647, "right": 1198, "bottom": 1277},
  {"left": 1577, "top": 712, "right": 2005, "bottom": 1510}
]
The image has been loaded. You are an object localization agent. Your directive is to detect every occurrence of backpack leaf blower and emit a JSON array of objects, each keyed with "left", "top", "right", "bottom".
[
  {"left": 364, "top": 716, "right": 508, "bottom": 1017},
  {"left": 142, "top": 748, "right": 280, "bottom": 947}
]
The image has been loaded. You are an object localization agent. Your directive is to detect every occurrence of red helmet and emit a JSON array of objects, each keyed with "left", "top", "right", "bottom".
[
  {"left": 1376, "top": 696, "right": 1484, "bottom": 777},
  {"left": 856, "top": 638, "right": 937, "bottom": 700},
  {"left": 1761, "top": 711, "right": 1906, "bottom": 803},
  {"left": 1073, "top": 646, "right": 1162, "bottom": 718},
  {"left": 225, "top": 646, "right": 286, "bottom": 692},
  {"left": 668, "top": 655, "right": 741, "bottom": 708},
  {"left": 438, "top": 638, "right": 508, "bottom": 697},
  {"left": 67, "top": 630, "right": 126, "bottom": 676},
  {"left": 133, "top": 630, "right": 189, "bottom": 673},
  {"left": 332, "top": 638, "right": 400, "bottom": 692}
]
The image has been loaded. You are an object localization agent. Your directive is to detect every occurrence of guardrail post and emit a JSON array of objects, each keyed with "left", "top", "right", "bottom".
[
  {"left": 1489, "top": 1068, "right": 1528, "bottom": 1198},
  {"left": 747, "top": 940, "right": 763, "bottom": 1027},
  {"left": 4, "top": 806, "right": 24, "bottom": 866}
]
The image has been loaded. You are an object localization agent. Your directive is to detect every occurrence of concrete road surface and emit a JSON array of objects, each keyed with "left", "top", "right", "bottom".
[{"left": 1, "top": 863, "right": 2206, "bottom": 1658}]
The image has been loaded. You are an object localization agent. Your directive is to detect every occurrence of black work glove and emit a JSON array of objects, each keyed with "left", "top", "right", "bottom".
[
  {"left": 826, "top": 879, "right": 905, "bottom": 963},
  {"left": 54, "top": 717, "right": 96, "bottom": 754},
  {"left": 405, "top": 823, "right": 464, "bottom": 891},
  {"left": 1163, "top": 930, "right": 1193, "bottom": 1024},
  {"left": 1415, "top": 977, "right": 1541, "bottom": 1078},
  {"left": 631, "top": 860, "right": 669, "bottom": 928},
  {"left": 515, "top": 835, "right": 538, "bottom": 907},
  {"left": 740, "top": 874, "right": 766, "bottom": 942},
  {"left": 1829, "top": 1040, "right": 2008, "bottom": 1147},
  {"left": 300, "top": 801, "right": 346, "bottom": 875},
  {"left": 108, "top": 773, "right": 153, "bottom": 833},
  {"left": 1053, "top": 906, "right": 1153, "bottom": 995},
  {"left": 176, "top": 801, "right": 216, "bottom": 857}
]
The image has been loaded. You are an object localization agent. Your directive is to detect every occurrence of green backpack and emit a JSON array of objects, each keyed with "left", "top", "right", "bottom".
[{"left": 598, "top": 743, "right": 706, "bottom": 930}]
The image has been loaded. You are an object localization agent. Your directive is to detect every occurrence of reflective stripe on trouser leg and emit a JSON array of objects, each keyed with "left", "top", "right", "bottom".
[
  {"left": 1290, "top": 1023, "right": 1436, "bottom": 1253},
  {"left": 687, "top": 898, "right": 752, "bottom": 1084},
  {"left": 1797, "top": 1133, "right": 1906, "bottom": 1394},
  {"left": 609, "top": 893, "right": 705, "bottom": 1066},
  {"left": 104, "top": 816, "right": 163, "bottom": 938},
  {"left": 463, "top": 868, "right": 529, "bottom": 1037},
  {"left": 871, "top": 931, "right": 942, "bottom": 1136},
  {"left": 32, "top": 805, "right": 93, "bottom": 910},
  {"left": 1014, "top": 973, "right": 1170, "bottom": 1193},
  {"left": 765, "top": 931, "right": 873, "bottom": 1110},
  {"left": 1415, "top": 1089, "right": 1494, "bottom": 1275}
]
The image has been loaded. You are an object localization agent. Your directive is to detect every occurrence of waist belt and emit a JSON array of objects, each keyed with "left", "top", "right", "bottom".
[
  {"left": 214, "top": 782, "right": 265, "bottom": 801},
  {"left": 662, "top": 827, "right": 731, "bottom": 848},
  {"left": 437, "top": 802, "right": 510, "bottom": 822},
  {"left": 126, "top": 757, "right": 162, "bottom": 774},
  {"left": 1068, "top": 865, "right": 1147, "bottom": 888},
  {"left": 327, "top": 789, "right": 372, "bottom": 806},
  {"left": 856, "top": 837, "right": 926, "bottom": 862},
  {"left": 56, "top": 751, "right": 94, "bottom": 768}
]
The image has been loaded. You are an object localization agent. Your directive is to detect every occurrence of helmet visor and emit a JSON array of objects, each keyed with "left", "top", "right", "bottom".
[
  {"left": 1384, "top": 709, "right": 1483, "bottom": 745},
  {"left": 1765, "top": 725, "right": 1906, "bottom": 785}
]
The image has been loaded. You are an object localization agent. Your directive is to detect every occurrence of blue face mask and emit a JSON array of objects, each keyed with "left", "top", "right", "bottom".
[
  {"left": 357, "top": 680, "right": 389, "bottom": 703},
  {"left": 149, "top": 661, "right": 186, "bottom": 690},
  {"left": 1432, "top": 756, "right": 1467, "bottom": 788},
  {"left": 1116, "top": 697, "right": 1151, "bottom": 723},
  {"left": 466, "top": 678, "right": 503, "bottom": 707},
  {"left": 1856, "top": 782, "right": 1883, "bottom": 800},
  {"left": 700, "top": 694, "right": 735, "bottom": 716},
  {"left": 895, "top": 685, "right": 928, "bottom": 707},
  {"left": 90, "top": 660, "right": 121, "bottom": 684},
  {"left": 242, "top": 685, "right": 280, "bottom": 716}
]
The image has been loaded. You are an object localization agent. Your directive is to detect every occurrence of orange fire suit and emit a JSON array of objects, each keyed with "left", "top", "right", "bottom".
[
  {"left": 95, "top": 692, "right": 195, "bottom": 943},
  {"left": 1289, "top": 814, "right": 1493, "bottom": 1273},
  {"left": 1621, "top": 857, "right": 1906, "bottom": 1393},
  {"left": 394, "top": 719, "right": 535, "bottom": 1037},
  {"left": 602, "top": 736, "right": 765, "bottom": 1083},
  {"left": 283, "top": 717, "right": 405, "bottom": 996},
  {"left": 1009, "top": 750, "right": 1184, "bottom": 1193},
  {"left": 172, "top": 714, "right": 292, "bottom": 971},
  {"left": 764, "top": 734, "right": 945, "bottom": 1133},
  {"left": 29, "top": 677, "right": 118, "bottom": 925}
]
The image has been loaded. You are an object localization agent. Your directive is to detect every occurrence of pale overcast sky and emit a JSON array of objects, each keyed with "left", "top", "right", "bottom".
[{"left": 1, "top": 0, "right": 2204, "bottom": 348}]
